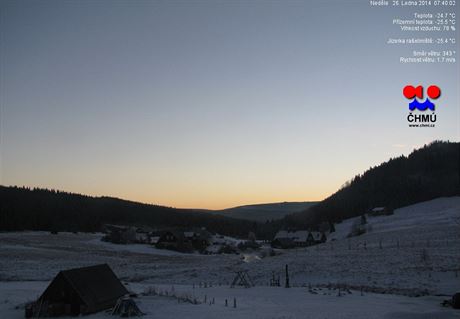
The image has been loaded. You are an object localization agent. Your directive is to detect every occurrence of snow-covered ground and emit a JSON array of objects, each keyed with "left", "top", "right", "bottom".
[
  {"left": 1, "top": 281, "right": 459, "bottom": 319},
  {"left": 0, "top": 197, "right": 459, "bottom": 318},
  {"left": 328, "top": 196, "right": 460, "bottom": 241}
]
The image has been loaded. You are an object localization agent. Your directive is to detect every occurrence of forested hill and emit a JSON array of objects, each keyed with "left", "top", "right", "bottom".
[
  {"left": 0, "top": 186, "right": 258, "bottom": 237},
  {"left": 283, "top": 141, "right": 460, "bottom": 228}
]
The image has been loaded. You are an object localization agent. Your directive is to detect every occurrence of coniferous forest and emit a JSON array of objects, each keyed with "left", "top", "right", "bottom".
[
  {"left": 283, "top": 141, "right": 459, "bottom": 227},
  {"left": 0, "top": 187, "right": 258, "bottom": 237}
]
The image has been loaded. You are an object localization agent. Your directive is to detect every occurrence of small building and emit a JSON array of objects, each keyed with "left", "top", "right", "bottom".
[
  {"left": 149, "top": 235, "right": 160, "bottom": 245},
  {"left": 271, "top": 237, "right": 295, "bottom": 249},
  {"left": 103, "top": 224, "right": 137, "bottom": 244},
  {"left": 272, "top": 230, "right": 327, "bottom": 248},
  {"left": 184, "top": 229, "right": 212, "bottom": 250},
  {"left": 26, "top": 264, "right": 128, "bottom": 317},
  {"left": 291, "top": 230, "right": 309, "bottom": 247},
  {"left": 271, "top": 230, "right": 306, "bottom": 248},
  {"left": 156, "top": 229, "right": 211, "bottom": 252},
  {"left": 157, "top": 230, "right": 186, "bottom": 245},
  {"left": 307, "top": 231, "right": 327, "bottom": 245},
  {"left": 135, "top": 231, "right": 148, "bottom": 243},
  {"left": 134, "top": 226, "right": 158, "bottom": 244},
  {"left": 156, "top": 230, "right": 193, "bottom": 252},
  {"left": 369, "top": 207, "right": 393, "bottom": 216}
]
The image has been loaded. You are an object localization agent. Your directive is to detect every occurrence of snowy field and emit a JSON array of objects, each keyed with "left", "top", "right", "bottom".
[
  {"left": 1, "top": 197, "right": 459, "bottom": 318},
  {"left": 1, "top": 282, "right": 459, "bottom": 319}
]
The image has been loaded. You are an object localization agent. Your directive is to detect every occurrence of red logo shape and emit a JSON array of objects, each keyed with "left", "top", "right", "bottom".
[
  {"left": 427, "top": 85, "right": 441, "bottom": 99},
  {"left": 403, "top": 85, "right": 423, "bottom": 99},
  {"left": 403, "top": 85, "right": 441, "bottom": 100}
]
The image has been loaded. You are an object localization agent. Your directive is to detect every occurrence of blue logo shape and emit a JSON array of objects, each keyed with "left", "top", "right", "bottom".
[{"left": 409, "top": 99, "right": 435, "bottom": 111}]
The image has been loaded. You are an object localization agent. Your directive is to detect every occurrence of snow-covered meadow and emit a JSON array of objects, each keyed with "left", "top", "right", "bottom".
[
  {"left": 1, "top": 197, "right": 459, "bottom": 318},
  {"left": 2, "top": 281, "right": 459, "bottom": 319}
]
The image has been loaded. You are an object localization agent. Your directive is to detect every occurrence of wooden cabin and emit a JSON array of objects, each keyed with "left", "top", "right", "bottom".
[{"left": 26, "top": 264, "right": 128, "bottom": 317}]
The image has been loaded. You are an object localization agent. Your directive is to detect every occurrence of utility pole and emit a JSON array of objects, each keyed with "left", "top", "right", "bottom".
[{"left": 285, "top": 264, "right": 290, "bottom": 288}]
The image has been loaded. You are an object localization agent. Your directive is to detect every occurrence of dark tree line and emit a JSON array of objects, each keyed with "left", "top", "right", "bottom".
[
  {"left": 282, "top": 141, "right": 460, "bottom": 228},
  {"left": 0, "top": 186, "right": 266, "bottom": 238}
]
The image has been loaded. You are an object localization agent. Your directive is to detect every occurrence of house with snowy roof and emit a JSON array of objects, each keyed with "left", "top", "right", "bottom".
[{"left": 272, "top": 230, "right": 327, "bottom": 248}]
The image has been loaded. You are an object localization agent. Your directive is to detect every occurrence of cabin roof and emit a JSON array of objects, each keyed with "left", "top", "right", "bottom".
[{"left": 48, "top": 264, "right": 128, "bottom": 308}]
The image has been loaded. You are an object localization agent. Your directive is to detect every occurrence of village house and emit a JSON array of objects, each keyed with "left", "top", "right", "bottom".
[
  {"left": 103, "top": 225, "right": 162, "bottom": 245},
  {"left": 156, "top": 229, "right": 212, "bottom": 252},
  {"left": 271, "top": 230, "right": 293, "bottom": 248},
  {"left": 156, "top": 230, "right": 193, "bottom": 252},
  {"left": 135, "top": 230, "right": 148, "bottom": 243},
  {"left": 307, "top": 231, "right": 327, "bottom": 245},
  {"left": 271, "top": 236, "right": 295, "bottom": 249},
  {"left": 272, "top": 230, "right": 327, "bottom": 248},
  {"left": 133, "top": 226, "right": 161, "bottom": 244},
  {"left": 148, "top": 235, "right": 160, "bottom": 245},
  {"left": 102, "top": 224, "right": 136, "bottom": 244},
  {"left": 184, "top": 229, "right": 212, "bottom": 250}
]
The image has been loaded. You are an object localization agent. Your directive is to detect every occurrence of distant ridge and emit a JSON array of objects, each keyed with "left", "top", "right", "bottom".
[{"left": 209, "top": 201, "right": 318, "bottom": 222}]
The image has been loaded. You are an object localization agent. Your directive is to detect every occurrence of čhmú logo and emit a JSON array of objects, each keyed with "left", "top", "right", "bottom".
[
  {"left": 403, "top": 85, "right": 441, "bottom": 111},
  {"left": 403, "top": 85, "right": 440, "bottom": 128}
]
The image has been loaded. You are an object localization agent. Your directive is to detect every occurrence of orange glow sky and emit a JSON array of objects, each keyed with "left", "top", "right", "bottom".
[{"left": 1, "top": 1, "right": 459, "bottom": 209}]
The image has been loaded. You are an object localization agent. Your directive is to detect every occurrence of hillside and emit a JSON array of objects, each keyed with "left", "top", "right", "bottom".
[
  {"left": 328, "top": 196, "right": 460, "bottom": 242},
  {"left": 1, "top": 196, "right": 459, "bottom": 318},
  {"left": 209, "top": 201, "right": 318, "bottom": 222},
  {"left": 0, "top": 186, "right": 258, "bottom": 238},
  {"left": 283, "top": 141, "right": 460, "bottom": 228}
]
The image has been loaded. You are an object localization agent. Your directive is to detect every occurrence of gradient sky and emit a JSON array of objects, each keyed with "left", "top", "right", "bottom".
[{"left": 1, "top": 0, "right": 459, "bottom": 209}]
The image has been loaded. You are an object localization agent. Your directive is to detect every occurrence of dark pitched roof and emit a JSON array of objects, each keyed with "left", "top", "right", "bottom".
[
  {"left": 160, "top": 230, "right": 186, "bottom": 241},
  {"left": 59, "top": 264, "right": 128, "bottom": 308}
]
